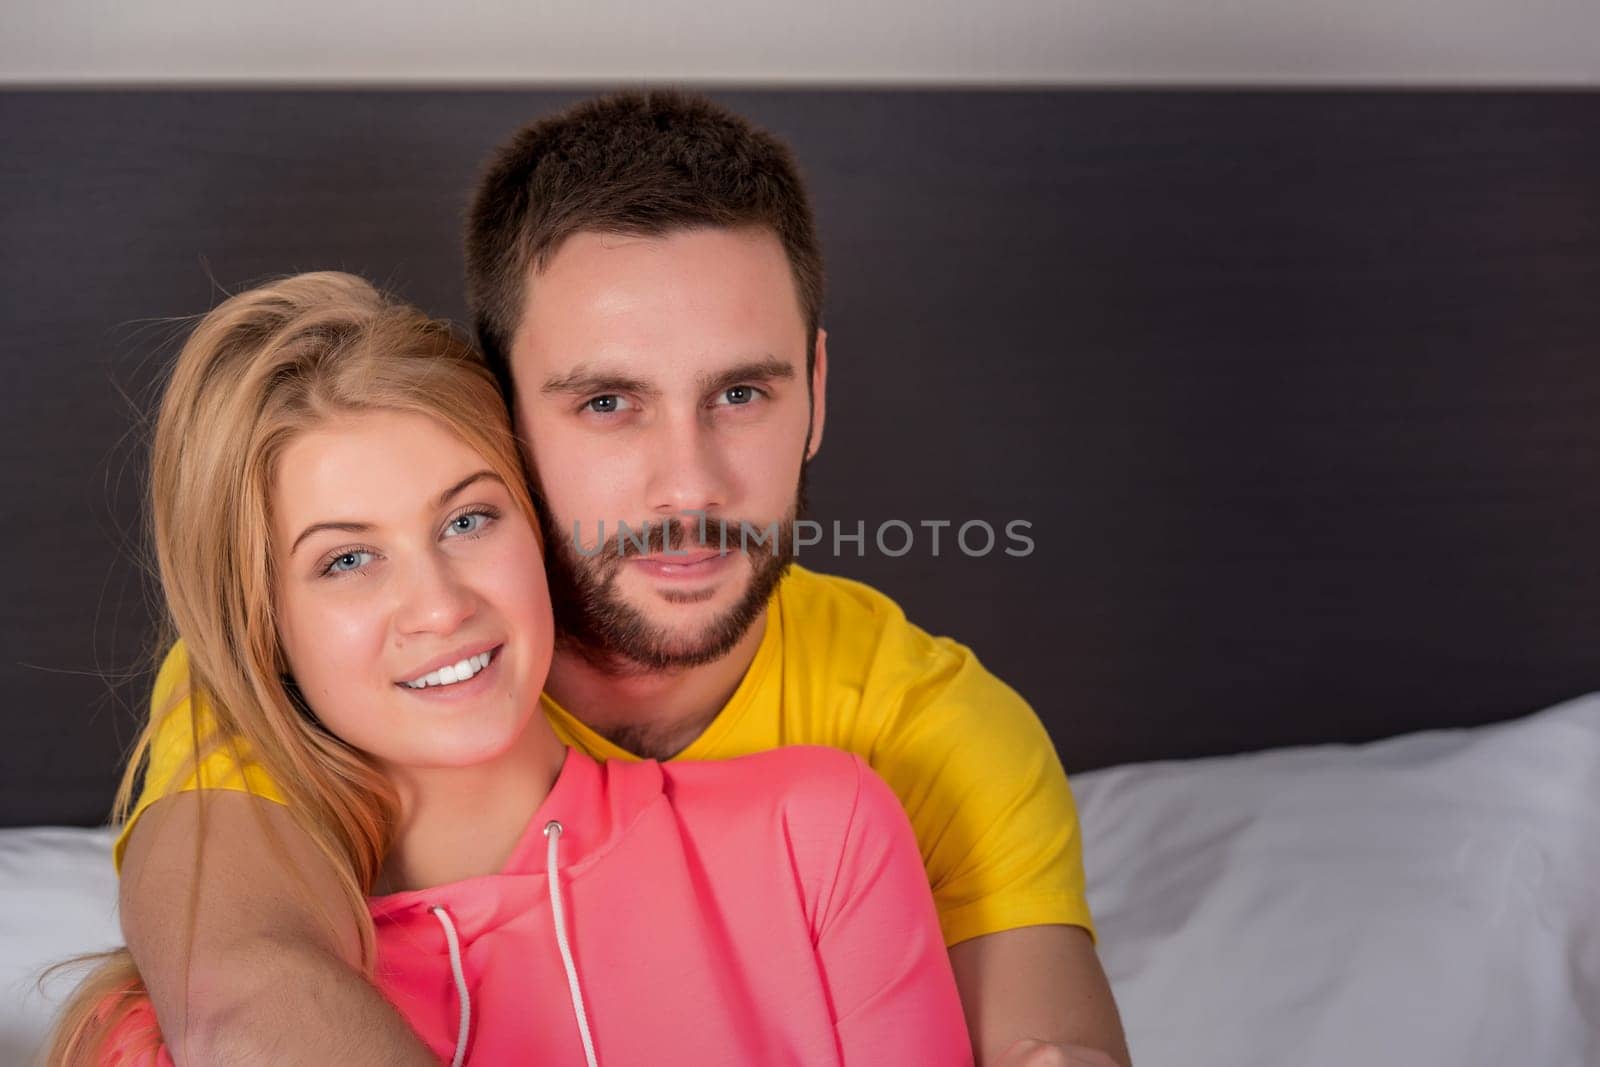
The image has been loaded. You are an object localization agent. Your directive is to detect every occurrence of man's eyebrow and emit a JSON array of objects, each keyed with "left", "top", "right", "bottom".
[
  {"left": 700, "top": 357, "right": 796, "bottom": 395},
  {"left": 541, "top": 366, "right": 660, "bottom": 399},
  {"left": 540, "top": 357, "right": 797, "bottom": 401},
  {"left": 289, "top": 470, "right": 504, "bottom": 556}
]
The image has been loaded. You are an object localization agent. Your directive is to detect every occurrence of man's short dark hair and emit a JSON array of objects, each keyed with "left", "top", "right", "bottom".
[{"left": 465, "top": 90, "right": 825, "bottom": 395}]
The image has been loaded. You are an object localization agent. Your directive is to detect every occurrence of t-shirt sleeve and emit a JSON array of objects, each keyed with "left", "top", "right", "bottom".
[
  {"left": 814, "top": 755, "right": 973, "bottom": 1066},
  {"left": 113, "top": 641, "right": 286, "bottom": 873},
  {"left": 865, "top": 639, "right": 1095, "bottom": 948}
]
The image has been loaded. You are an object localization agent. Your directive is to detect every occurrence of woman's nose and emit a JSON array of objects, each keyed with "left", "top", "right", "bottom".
[{"left": 394, "top": 554, "right": 476, "bottom": 636}]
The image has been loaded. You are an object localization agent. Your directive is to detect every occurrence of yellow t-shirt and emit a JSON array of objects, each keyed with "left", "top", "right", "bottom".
[{"left": 120, "top": 564, "right": 1093, "bottom": 947}]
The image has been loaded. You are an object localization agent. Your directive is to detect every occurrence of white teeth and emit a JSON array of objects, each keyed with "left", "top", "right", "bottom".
[{"left": 403, "top": 650, "right": 494, "bottom": 690}]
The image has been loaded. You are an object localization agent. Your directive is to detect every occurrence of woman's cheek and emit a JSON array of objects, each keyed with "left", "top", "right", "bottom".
[{"left": 287, "top": 591, "right": 386, "bottom": 697}]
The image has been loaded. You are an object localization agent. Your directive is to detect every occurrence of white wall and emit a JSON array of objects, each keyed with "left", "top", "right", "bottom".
[{"left": 1, "top": 0, "right": 1596, "bottom": 85}]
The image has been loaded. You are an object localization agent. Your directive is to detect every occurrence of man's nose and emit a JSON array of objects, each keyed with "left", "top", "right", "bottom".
[{"left": 646, "top": 414, "right": 731, "bottom": 521}]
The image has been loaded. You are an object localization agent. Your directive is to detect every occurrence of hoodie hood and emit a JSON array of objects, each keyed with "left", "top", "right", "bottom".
[
  {"left": 368, "top": 751, "right": 664, "bottom": 1066},
  {"left": 368, "top": 750, "right": 664, "bottom": 937}
]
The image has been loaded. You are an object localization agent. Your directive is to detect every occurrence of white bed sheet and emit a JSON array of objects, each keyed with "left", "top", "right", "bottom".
[
  {"left": 3, "top": 696, "right": 1597, "bottom": 1066},
  {"left": 1, "top": 825, "right": 120, "bottom": 1065},
  {"left": 1076, "top": 694, "right": 1600, "bottom": 1067}
]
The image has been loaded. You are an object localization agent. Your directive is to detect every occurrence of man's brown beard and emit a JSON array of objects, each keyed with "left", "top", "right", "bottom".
[{"left": 538, "top": 471, "right": 808, "bottom": 675}]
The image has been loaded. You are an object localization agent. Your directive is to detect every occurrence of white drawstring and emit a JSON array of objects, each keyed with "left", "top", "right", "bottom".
[
  {"left": 545, "top": 820, "right": 599, "bottom": 1067},
  {"left": 426, "top": 823, "right": 595, "bottom": 1067},
  {"left": 430, "top": 905, "right": 472, "bottom": 1067}
]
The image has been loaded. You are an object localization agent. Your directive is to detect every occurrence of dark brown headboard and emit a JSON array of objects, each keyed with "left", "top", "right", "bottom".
[{"left": 3, "top": 88, "right": 1598, "bottom": 826}]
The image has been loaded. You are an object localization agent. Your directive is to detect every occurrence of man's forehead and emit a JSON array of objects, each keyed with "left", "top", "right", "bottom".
[
  {"left": 512, "top": 227, "right": 805, "bottom": 332},
  {"left": 505, "top": 226, "right": 809, "bottom": 401}
]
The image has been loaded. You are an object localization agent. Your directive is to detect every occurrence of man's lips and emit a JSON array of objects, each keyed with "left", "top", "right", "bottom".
[
  {"left": 626, "top": 550, "right": 735, "bottom": 578},
  {"left": 629, "top": 550, "right": 723, "bottom": 565}
]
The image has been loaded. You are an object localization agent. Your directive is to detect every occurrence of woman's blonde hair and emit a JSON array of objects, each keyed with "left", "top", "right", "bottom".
[{"left": 47, "top": 271, "right": 540, "bottom": 1064}]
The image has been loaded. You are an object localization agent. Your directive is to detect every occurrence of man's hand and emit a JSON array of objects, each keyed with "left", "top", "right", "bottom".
[
  {"left": 949, "top": 925, "right": 1130, "bottom": 1067},
  {"left": 120, "top": 791, "right": 436, "bottom": 1066}
]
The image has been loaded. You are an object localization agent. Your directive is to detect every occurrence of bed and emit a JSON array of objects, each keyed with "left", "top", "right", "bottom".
[{"left": 2, "top": 89, "right": 1597, "bottom": 1065}]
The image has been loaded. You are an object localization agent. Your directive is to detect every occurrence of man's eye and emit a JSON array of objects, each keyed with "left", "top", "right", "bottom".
[
  {"left": 585, "top": 395, "right": 628, "bottom": 414},
  {"left": 718, "top": 386, "right": 761, "bottom": 406}
]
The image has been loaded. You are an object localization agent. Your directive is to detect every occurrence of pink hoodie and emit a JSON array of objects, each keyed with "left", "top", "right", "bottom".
[{"left": 103, "top": 746, "right": 973, "bottom": 1066}]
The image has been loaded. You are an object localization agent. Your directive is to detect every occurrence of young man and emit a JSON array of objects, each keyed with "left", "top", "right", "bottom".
[{"left": 117, "top": 92, "right": 1129, "bottom": 1066}]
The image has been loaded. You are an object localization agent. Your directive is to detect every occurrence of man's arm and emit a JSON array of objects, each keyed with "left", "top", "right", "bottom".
[
  {"left": 119, "top": 790, "right": 436, "bottom": 1067},
  {"left": 949, "top": 926, "right": 1131, "bottom": 1067}
]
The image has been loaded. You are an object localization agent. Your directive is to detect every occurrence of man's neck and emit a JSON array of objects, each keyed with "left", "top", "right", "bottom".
[{"left": 544, "top": 610, "right": 768, "bottom": 760}]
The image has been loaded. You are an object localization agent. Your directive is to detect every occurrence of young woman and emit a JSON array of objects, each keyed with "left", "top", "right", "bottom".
[{"left": 50, "top": 272, "right": 971, "bottom": 1066}]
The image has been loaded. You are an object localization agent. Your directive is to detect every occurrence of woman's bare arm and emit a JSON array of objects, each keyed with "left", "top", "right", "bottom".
[{"left": 118, "top": 791, "right": 435, "bottom": 1066}]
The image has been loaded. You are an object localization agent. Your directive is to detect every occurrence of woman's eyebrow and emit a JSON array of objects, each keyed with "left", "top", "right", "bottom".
[
  {"left": 289, "top": 470, "right": 504, "bottom": 556},
  {"left": 435, "top": 469, "right": 504, "bottom": 509},
  {"left": 290, "top": 519, "right": 370, "bottom": 556}
]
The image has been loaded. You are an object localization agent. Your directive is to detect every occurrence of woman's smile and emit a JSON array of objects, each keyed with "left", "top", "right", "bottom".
[{"left": 396, "top": 644, "right": 505, "bottom": 703}]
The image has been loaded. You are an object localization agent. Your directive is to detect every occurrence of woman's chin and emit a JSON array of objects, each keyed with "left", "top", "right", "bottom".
[
  {"left": 424, "top": 722, "right": 540, "bottom": 770},
  {"left": 374, "top": 702, "right": 543, "bottom": 774}
]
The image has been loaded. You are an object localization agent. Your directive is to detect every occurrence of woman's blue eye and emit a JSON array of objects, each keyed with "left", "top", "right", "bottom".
[
  {"left": 587, "top": 395, "right": 622, "bottom": 414},
  {"left": 444, "top": 511, "right": 491, "bottom": 537},
  {"left": 326, "top": 550, "right": 372, "bottom": 574}
]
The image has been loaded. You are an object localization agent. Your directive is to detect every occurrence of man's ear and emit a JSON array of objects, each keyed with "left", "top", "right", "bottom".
[{"left": 806, "top": 327, "right": 828, "bottom": 461}]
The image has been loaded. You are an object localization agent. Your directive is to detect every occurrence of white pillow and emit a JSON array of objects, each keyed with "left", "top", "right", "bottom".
[
  {"left": 1076, "top": 695, "right": 1600, "bottom": 1067},
  {"left": 0, "top": 826, "right": 120, "bottom": 1064}
]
